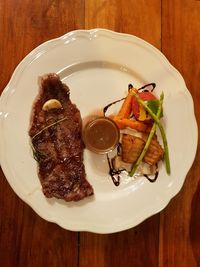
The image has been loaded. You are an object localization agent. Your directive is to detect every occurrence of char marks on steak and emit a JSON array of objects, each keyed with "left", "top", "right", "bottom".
[{"left": 29, "top": 74, "right": 94, "bottom": 201}]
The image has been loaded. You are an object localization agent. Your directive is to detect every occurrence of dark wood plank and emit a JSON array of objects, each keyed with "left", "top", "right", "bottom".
[
  {"left": 0, "top": 169, "right": 78, "bottom": 267},
  {"left": 0, "top": 0, "right": 84, "bottom": 90},
  {"left": 79, "top": 216, "right": 160, "bottom": 267},
  {"left": 1, "top": 0, "right": 199, "bottom": 266},
  {"left": 160, "top": 0, "right": 200, "bottom": 266},
  {"left": 0, "top": 1, "right": 85, "bottom": 266},
  {"left": 80, "top": 1, "right": 162, "bottom": 267},
  {"left": 85, "top": 0, "right": 161, "bottom": 49}
]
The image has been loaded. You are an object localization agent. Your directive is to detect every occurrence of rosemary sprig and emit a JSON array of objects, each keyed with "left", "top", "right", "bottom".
[
  {"left": 29, "top": 139, "right": 47, "bottom": 162},
  {"left": 30, "top": 116, "right": 68, "bottom": 162},
  {"left": 130, "top": 90, "right": 171, "bottom": 175},
  {"left": 31, "top": 116, "right": 68, "bottom": 140}
]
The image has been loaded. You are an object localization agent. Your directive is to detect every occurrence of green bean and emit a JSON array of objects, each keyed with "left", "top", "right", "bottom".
[{"left": 130, "top": 91, "right": 171, "bottom": 175}]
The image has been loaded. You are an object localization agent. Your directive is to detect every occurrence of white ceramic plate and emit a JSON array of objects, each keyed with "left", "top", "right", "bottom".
[{"left": 0, "top": 29, "right": 198, "bottom": 233}]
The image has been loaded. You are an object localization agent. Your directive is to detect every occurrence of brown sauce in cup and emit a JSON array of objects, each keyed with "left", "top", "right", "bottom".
[{"left": 83, "top": 117, "right": 120, "bottom": 154}]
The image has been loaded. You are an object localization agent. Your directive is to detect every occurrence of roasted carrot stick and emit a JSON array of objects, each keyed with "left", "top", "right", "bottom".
[
  {"left": 117, "top": 91, "right": 135, "bottom": 119},
  {"left": 112, "top": 116, "right": 150, "bottom": 133}
]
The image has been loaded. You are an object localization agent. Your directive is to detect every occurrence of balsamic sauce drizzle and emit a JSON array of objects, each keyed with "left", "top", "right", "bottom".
[
  {"left": 128, "top": 83, "right": 133, "bottom": 90},
  {"left": 143, "top": 163, "right": 159, "bottom": 182},
  {"left": 144, "top": 171, "right": 159, "bottom": 183},
  {"left": 106, "top": 154, "right": 124, "bottom": 186},
  {"left": 128, "top": 83, "right": 156, "bottom": 92},
  {"left": 103, "top": 82, "right": 159, "bottom": 186},
  {"left": 138, "top": 83, "right": 156, "bottom": 92},
  {"left": 117, "top": 143, "right": 122, "bottom": 155},
  {"left": 103, "top": 97, "right": 125, "bottom": 116}
]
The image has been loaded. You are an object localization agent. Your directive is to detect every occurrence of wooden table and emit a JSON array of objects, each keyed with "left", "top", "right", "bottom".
[{"left": 0, "top": 1, "right": 199, "bottom": 266}]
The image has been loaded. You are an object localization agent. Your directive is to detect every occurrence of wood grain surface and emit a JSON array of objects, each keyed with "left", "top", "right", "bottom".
[{"left": 0, "top": 1, "right": 199, "bottom": 267}]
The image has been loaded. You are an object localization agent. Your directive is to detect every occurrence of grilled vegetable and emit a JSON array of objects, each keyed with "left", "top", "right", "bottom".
[
  {"left": 144, "top": 136, "right": 164, "bottom": 165},
  {"left": 130, "top": 90, "right": 170, "bottom": 175},
  {"left": 121, "top": 134, "right": 145, "bottom": 163},
  {"left": 112, "top": 116, "right": 150, "bottom": 132},
  {"left": 132, "top": 91, "right": 157, "bottom": 121},
  {"left": 117, "top": 91, "right": 135, "bottom": 118}
]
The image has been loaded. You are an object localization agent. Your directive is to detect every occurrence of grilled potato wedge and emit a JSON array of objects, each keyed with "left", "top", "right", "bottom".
[
  {"left": 121, "top": 134, "right": 145, "bottom": 163},
  {"left": 144, "top": 136, "right": 164, "bottom": 165},
  {"left": 121, "top": 133, "right": 164, "bottom": 166}
]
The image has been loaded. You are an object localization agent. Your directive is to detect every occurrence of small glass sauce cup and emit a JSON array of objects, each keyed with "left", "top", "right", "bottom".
[{"left": 83, "top": 117, "right": 120, "bottom": 154}]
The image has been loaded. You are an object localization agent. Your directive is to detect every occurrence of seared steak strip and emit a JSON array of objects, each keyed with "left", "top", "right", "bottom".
[{"left": 29, "top": 74, "right": 94, "bottom": 201}]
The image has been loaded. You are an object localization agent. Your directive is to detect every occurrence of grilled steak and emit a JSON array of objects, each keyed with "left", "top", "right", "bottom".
[{"left": 29, "top": 74, "right": 94, "bottom": 201}]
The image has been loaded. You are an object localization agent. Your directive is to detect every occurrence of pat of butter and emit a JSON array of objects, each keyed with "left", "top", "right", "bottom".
[{"left": 42, "top": 99, "right": 62, "bottom": 111}]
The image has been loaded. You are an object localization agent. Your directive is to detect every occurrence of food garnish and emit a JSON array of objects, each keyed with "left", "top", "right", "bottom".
[
  {"left": 130, "top": 90, "right": 170, "bottom": 175},
  {"left": 42, "top": 99, "right": 62, "bottom": 110},
  {"left": 132, "top": 91, "right": 157, "bottom": 121},
  {"left": 129, "top": 91, "right": 164, "bottom": 176},
  {"left": 102, "top": 83, "right": 170, "bottom": 185},
  {"left": 112, "top": 116, "right": 150, "bottom": 132}
]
